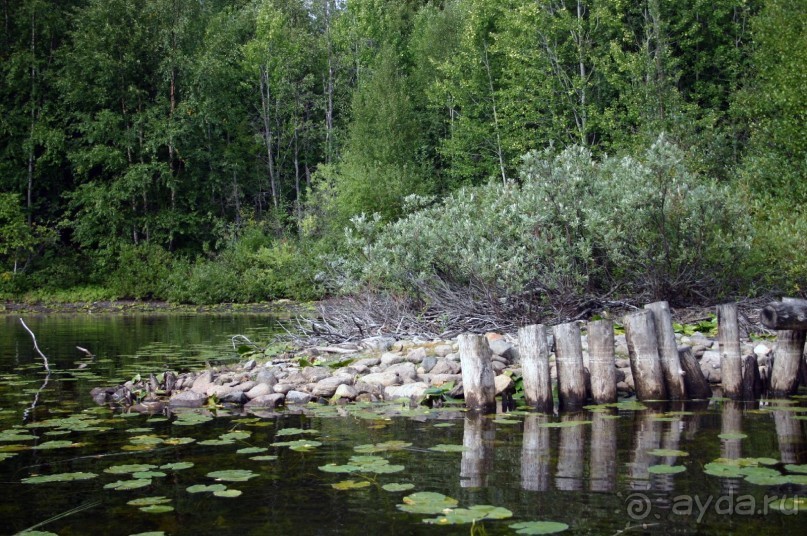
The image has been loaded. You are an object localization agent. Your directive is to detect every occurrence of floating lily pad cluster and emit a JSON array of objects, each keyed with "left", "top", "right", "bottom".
[
  {"left": 703, "top": 457, "right": 807, "bottom": 485},
  {"left": 319, "top": 454, "right": 404, "bottom": 475}
]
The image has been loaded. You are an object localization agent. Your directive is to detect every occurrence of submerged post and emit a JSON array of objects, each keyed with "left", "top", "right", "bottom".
[
  {"left": 458, "top": 333, "right": 497, "bottom": 413},
  {"left": 518, "top": 324, "right": 553, "bottom": 412},
  {"left": 769, "top": 298, "right": 807, "bottom": 397},
  {"left": 624, "top": 309, "right": 667, "bottom": 400},
  {"left": 645, "top": 301, "right": 686, "bottom": 399},
  {"left": 717, "top": 303, "right": 743, "bottom": 399},
  {"left": 678, "top": 346, "right": 712, "bottom": 399},
  {"left": 553, "top": 322, "right": 588, "bottom": 411},
  {"left": 587, "top": 319, "right": 617, "bottom": 404}
]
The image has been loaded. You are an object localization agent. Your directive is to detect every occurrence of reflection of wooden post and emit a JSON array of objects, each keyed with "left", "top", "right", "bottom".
[
  {"left": 717, "top": 303, "right": 743, "bottom": 399},
  {"left": 770, "top": 330, "right": 807, "bottom": 397},
  {"left": 625, "top": 310, "right": 667, "bottom": 400},
  {"left": 629, "top": 411, "right": 661, "bottom": 490},
  {"left": 645, "top": 301, "right": 686, "bottom": 399},
  {"left": 553, "top": 322, "right": 588, "bottom": 410},
  {"left": 773, "top": 409, "right": 805, "bottom": 464},
  {"left": 556, "top": 414, "right": 585, "bottom": 491},
  {"left": 521, "top": 413, "right": 551, "bottom": 491},
  {"left": 587, "top": 319, "right": 617, "bottom": 404},
  {"left": 518, "top": 325, "right": 553, "bottom": 412},
  {"left": 720, "top": 400, "right": 743, "bottom": 494},
  {"left": 460, "top": 414, "right": 494, "bottom": 488},
  {"left": 590, "top": 412, "right": 617, "bottom": 492},
  {"left": 458, "top": 334, "right": 496, "bottom": 413},
  {"left": 678, "top": 346, "right": 712, "bottom": 399}
]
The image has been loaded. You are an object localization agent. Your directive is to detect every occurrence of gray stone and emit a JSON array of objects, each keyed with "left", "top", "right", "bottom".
[
  {"left": 207, "top": 385, "right": 235, "bottom": 398},
  {"left": 246, "top": 382, "right": 274, "bottom": 399},
  {"left": 362, "top": 336, "right": 396, "bottom": 352},
  {"left": 354, "top": 357, "right": 381, "bottom": 367},
  {"left": 384, "top": 382, "right": 429, "bottom": 400},
  {"left": 190, "top": 371, "right": 215, "bottom": 394},
  {"left": 421, "top": 356, "right": 438, "bottom": 373},
  {"left": 380, "top": 352, "right": 405, "bottom": 366},
  {"left": 615, "top": 358, "right": 630, "bottom": 369},
  {"left": 488, "top": 339, "right": 516, "bottom": 360},
  {"left": 312, "top": 374, "right": 355, "bottom": 397},
  {"left": 433, "top": 344, "right": 453, "bottom": 358},
  {"left": 445, "top": 352, "right": 460, "bottom": 362},
  {"left": 361, "top": 371, "right": 400, "bottom": 387},
  {"left": 494, "top": 374, "right": 515, "bottom": 395},
  {"left": 617, "top": 381, "right": 631, "bottom": 393},
  {"left": 243, "top": 359, "right": 257, "bottom": 371},
  {"left": 283, "top": 372, "right": 309, "bottom": 385},
  {"left": 273, "top": 383, "right": 295, "bottom": 394},
  {"left": 221, "top": 391, "right": 248, "bottom": 404},
  {"left": 354, "top": 381, "right": 383, "bottom": 396},
  {"left": 285, "top": 390, "right": 312, "bottom": 404},
  {"left": 754, "top": 343, "right": 771, "bottom": 357},
  {"left": 169, "top": 391, "right": 207, "bottom": 408},
  {"left": 384, "top": 362, "right": 417, "bottom": 382},
  {"left": 232, "top": 380, "right": 257, "bottom": 393},
  {"left": 491, "top": 361, "right": 507, "bottom": 374},
  {"left": 333, "top": 384, "right": 358, "bottom": 400},
  {"left": 406, "top": 347, "right": 427, "bottom": 363},
  {"left": 244, "top": 393, "right": 285, "bottom": 409},
  {"left": 428, "top": 374, "right": 461, "bottom": 387},
  {"left": 302, "top": 367, "right": 332, "bottom": 382},
  {"left": 430, "top": 359, "right": 460, "bottom": 375},
  {"left": 615, "top": 367, "right": 626, "bottom": 383}
]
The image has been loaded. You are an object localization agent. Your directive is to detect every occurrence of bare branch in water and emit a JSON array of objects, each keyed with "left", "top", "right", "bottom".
[{"left": 19, "top": 318, "right": 50, "bottom": 372}]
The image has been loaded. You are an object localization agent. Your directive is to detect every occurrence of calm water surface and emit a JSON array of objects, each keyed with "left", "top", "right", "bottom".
[{"left": 0, "top": 314, "right": 805, "bottom": 535}]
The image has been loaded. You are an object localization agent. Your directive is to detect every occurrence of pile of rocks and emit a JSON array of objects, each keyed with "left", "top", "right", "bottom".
[{"left": 91, "top": 328, "right": 774, "bottom": 413}]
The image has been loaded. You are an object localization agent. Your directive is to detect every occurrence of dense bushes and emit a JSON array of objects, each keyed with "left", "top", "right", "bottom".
[{"left": 337, "top": 137, "right": 751, "bottom": 307}]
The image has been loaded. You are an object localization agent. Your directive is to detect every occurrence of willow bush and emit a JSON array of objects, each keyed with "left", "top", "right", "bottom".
[{"left": 338, "top": 136, "right": 751, "bottom": 307}]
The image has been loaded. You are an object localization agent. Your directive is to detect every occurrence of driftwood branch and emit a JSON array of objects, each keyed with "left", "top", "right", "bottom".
[{"left": 19, "top": 318, "right": 49, "bottom": 372}]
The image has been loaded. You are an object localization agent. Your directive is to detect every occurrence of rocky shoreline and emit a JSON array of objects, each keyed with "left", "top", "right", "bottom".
[{"left": 91, "top": 326, "right": 776, "bottom": 414}]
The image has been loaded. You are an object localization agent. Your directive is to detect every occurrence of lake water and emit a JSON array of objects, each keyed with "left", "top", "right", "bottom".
[{"left": 0, "top": 314, "right": 806, "bottom": 535}]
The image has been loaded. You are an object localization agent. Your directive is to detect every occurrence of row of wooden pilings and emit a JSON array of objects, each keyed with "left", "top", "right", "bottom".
[{"left": 459, "top": 298, "right": 807, "bottom": 413}]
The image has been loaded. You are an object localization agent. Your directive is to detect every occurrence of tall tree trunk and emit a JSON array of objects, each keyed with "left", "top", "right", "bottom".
[
  {"left": 482, "top": 42, "right": 506, "bottom": 184},
  {"left": 259, "top": 66, "right": 279, "bottom": 210},
  {"left": 26, "top": 6, "right": 36, "bottom": 225}
]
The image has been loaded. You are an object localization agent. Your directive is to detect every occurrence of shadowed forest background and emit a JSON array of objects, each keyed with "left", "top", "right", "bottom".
[{"left": 1, "top": 0, "right": 805, "bottom": 317}]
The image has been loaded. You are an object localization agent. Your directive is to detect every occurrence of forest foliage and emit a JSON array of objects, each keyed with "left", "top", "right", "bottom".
[{"left": 0, "top": 0, "right": 805, "bottom": 309}]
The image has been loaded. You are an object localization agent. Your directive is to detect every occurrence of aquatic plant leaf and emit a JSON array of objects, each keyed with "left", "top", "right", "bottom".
[
  {"left": 172, "top": 413, "right": 213, "bottom": 426},
  {"left": 271, "top": 439, "right": 322, "bottom": 451},
  {"left": 433, "top": 423, "right": 455, "bottom": 428},
  {"left": 159, "top": 462, "right": 194, "bottom": 471},
  {"left": 423, "top": 505, "right": 513, "bottom": 524},
  {"left": 105, "top": 464, "right": 158, "bottom": 474},
  {"left": 187, "top": 484, "right": 227, "bottom": 493},
  {"left": 509, "top": 521, "right": 570, "bottom": 534},
  {"left": 104, "top": 479, "right": 152, "bottom": 491},
  {"left": 319, "top": 464, "right": 361, "bottom": 474},
  {"left": 220, "top": 431, "right": 251, "bottom": 441},
  {"left": 140, "top": 505, "right": 174, "bottom": 514},
  {"left": 206, "top": 469, "right": 257, "bottom": 482},
  {"left": 648, "top": 465, "right": 686, "bottom": 474},
  {"left": 783, "top": 474, "right": 807, "bottom": 485},
  {"left": 398, "top": 492, "right": 459, "bottom": 514},
  {"left": 382, "top": 483, "right": 415, "bottom": 492},
  {"left": 768, "top": 497, "right": 807, "bottom": 513},
  {"left": 129, "top": 532, "right": 166, "bottom": 536},
  {"left": 22, "top": 472, "right": 98, "bottom": 484},
  {"left": 744, "top": 473, "right": 790, "bottom": 486},
  {"left": 0, "top": 452, "right": 18, "bottom": 461},
  {"left": 0, "top": 430, "right": 37, "bottom": 442},
  {"left": 129, "top": 435, "right": 164, "bottom": 446},
  {"left": 132, "top": 471, "right": 167, "bottom": 479},
  {"left": 236, "top": 447, "right": 268, "bottom": 455},
  {"left": 332, "top": 479, "right": 371, "bottom": 490},
  {"left": 213, "top": 489, "right": 243, "bottom": 498},
  {"left": 353, "top": 440, "right": 412, "bottom": 453},
  {"left": 198, "top": 439, "right": 235, "bottom": 446},
  {"left": 250, "top": 455, "right": 279, "bottom": 462},
  {"left": 539, "top": 421, "right": 592, "bottom": 428},
  {"left": 163, "top": 437, "right": 195, "bottom": 446},
  {"left": 718, "top": 432, "right": 747, "bottom": 440},
  {"left": 275, "top": 427, "right": 319, "bottom": 437},
  {"left": 127, "top": 496, "right": 172, "bottom": 506},
  {"left": 614, "top": 401, "right": 647, "bottom": 411},
  {"left": 31, "top": 440, "right": 80, "bottom": 450},
  {"left": 127, "top": 427, "right": 154, "bottom": 434},
  {"left": 428, "top": 444, "right": 468, "bottom": 453},
  {"left": 703, "top": 462, "right": 744, "bottom": 478},
  {"left": 785, "top": 464, "right": 807, "bottom": 474},
  {"left": 647, "top": 449, "right": 689, "bottom": 457},
  {"left": 493, "top": 419, "right": 520, "bottom": 425}
]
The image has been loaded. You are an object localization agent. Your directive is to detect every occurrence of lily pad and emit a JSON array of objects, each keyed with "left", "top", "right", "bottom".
[
  {"left": 31, "top": 440, "right": 79, "bottom": 450},
  {"left": 250, "top": 455, "right": 279, "bottom": 462},
  {"left": 187, "top": 484, "right": 228, "bottom": 493},
  {"left": 332, "top": 479, "right": 371, "bottom": 490},
  {"left": 539, "top": 420, "right": 592, "bottom": 428},
  {"left": 206, "top": 469, "right": 257, "bottom": 482},
  {"left": 163, "top": 437, "right": 195, "bottom": 446},
  {"left": 275, "top": 427, "right": 319, "bottom": 437},
  {"left": 785, "top": 464, "right": 807, "bottom": 474},
  {"left": 769, "top": 496, "right": 807, "bottom": 513},
  {"left": 220, "top": 431, "right": 252, "bottom": 441},
  {"left": 423, "top": 505, "right": 513, "bottom": 525},
  {"left": 510, "top": 521, "right": 570, "bottom": 534},
  {"left": 140, "top": 505, "right": 174, "bottom": 514},
  {"left": 22, "top": 472, "right": 98, "bottom": 484},
  {"left": 271, "top": 439, "right": 322, "bottom": 451},
  {"left": 104, "top": 479, "right": 152, "bottom": 491},
  {"left": 647, "top": 449, "right": 689, "bottom": 457},
  {"left": 382, "top": 483, "right": 415, "bottom": 492},
  {"left": 428, "top": 444, "right": 469, "bottom": 453},
  {"left": 159, "top": 462, "right": 194, "bottom": 471},
  {"left": 213, "top": 489, "right": 243, "bottom": 498},
  {"left": 398, "top": 492, "right": 459, "bottom": 514},
  {"left": 354, "top": 440, "right": 412, "bottom": 453},
  {"left": 236, "top": 447, "right": 268, "bottom": 455},
  {"left": 198, "top": 439, "right": 236, "bottom": 446},
  {"left": 172, "top": 413, "right": 213, "bottom": 426},
  {"left": 105, "top": 464, "right": 158, "bottom": 475},
  {"left": 132, "top": 471, "right": 166, "bottom": 479},
  {"left": 433, "top": 423, "right": 455, "bottom": 428},
  {"left": 127, "top": 496, "right": 172, "bottom": 506},
  {"left": 648, "top": 464, "right": 686, "bottom": 475}
]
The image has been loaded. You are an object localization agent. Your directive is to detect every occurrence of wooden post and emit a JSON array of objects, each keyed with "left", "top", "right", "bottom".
[
  {"left": 587, "top": 319, "right": 617, "bottom": 404},
  {"left": 760, "top": 298, "right": 807, "bottom": 330},
  {"left": 458, "top": 333, "right": 497, "bottom": 413},
  {"left": 645, "top": 301, "right": 686, "bottom": 399},
  {"left": 521, "top": 413, "right": 551, "bottom": 491},
  {"left": 553, "top": 322, "right": 588, "bottom": 411},
  {"left": 717, "top": 303, "right": 743, "bottom": 400},
  {"left": 624, "top": 310, "right": 667, "bottom": 400},
  {"left": 678, "top": 346, "right": 712, "bottom": 399},
  {"left": 770, "top": 330, "right": 807, "bottom": 397},
  {"left": 518, "top": 324, "right": 553, "bottom": 412},
  {"left": 589, "top": 411, "right": 617, "bottom": 492},
  {"left": 741, "top": 354, "right": 763, "bottom": 400}
]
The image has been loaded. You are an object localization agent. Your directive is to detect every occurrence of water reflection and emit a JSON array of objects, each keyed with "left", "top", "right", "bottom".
[
  {"left": 556, "top": 413, "right": 586, "bottom": 491},
  {"left": 521, "top": 413, "right": 551, "bottom": 491},
  {"left": 628, "top": 410, "right": 662, "bottom": 490},
  {"left": 772, "top": 409, "right": 805, "bottom": 464},
  {"left": 589, "top": 412, "right": 617, "bottom": 492},
  {"left": 460, "top": 414, "right": 495, "bottom": 488}
]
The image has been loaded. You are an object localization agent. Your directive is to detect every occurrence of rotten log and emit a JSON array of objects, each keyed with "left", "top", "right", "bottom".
[
  {"left": 678, "top": 346, "right": 712, "bottom": 399},
  {"left": 760, "top": 298, "right": 807, "bottom": 330}
]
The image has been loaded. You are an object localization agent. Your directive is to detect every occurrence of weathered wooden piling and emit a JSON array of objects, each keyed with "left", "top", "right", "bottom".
[
  {"left": 518, "top": 324, "right": 554, "bottom": 412},
  {"left": 741, "top": 353, "right": 763, "bottom": 400},
  {"left": 768, "top": 298, "right": 807, "bottom": 397},
  {"left": 678, "top": 346, "right": 712, "bottom": 399},
  {"left": 645, "top": 301, "right": 686, "bottom": 399},
  {"left": 717, "top": 303, "right": 743, "bottom": 399},
  {"left": 552, "top": 322, "right": 588, "bottom": 411},
  {"left": 458, "top": 333, "right": 497, "bottom": 413},
  {"left": 587, "top": 319, "right": 617, "bottom": 404},
  {"left": 624, "top": 309, "right": 667, "bottom": 401}
]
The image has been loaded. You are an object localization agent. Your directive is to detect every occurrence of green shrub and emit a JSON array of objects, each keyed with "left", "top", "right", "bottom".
[
  {"left": 108, "top": 243, "right": 174, "bottom": 299},
  {"left": 336, "top": 136, "right": 751, "bottom": 305}
]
